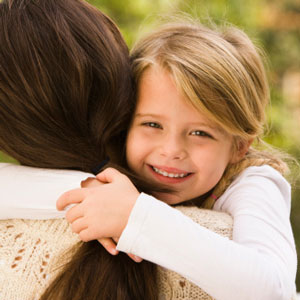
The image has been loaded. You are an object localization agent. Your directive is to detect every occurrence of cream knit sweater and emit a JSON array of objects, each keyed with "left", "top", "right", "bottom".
[{"left": 0, "top": 207, "right": 232, "bottom": 300}]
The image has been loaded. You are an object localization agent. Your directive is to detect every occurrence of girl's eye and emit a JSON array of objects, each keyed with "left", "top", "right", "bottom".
[
  {"left": 190, "top": 130, "right": 212, "bottom": 138},
  {"left": 143, "top": 122, "right": 161, "bottom": 129}
]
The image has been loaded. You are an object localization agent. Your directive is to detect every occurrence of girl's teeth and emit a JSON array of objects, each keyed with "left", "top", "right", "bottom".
[{"left": 152, "top": 167, "right": 188, "bottom": 178}]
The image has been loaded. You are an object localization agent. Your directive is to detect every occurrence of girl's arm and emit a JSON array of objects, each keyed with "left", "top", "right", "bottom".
[
  {"left": 56, "top": 166, "right": 297, "bottom": 299},
  {"left": 0, "top": 163, "right": 92, "bottom": 219},
  {"left": 116, "top": 165, "right": 297, "bottom": 300}
]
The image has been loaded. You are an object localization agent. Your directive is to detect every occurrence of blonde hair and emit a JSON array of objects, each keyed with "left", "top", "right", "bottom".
[{"left": 131, "top": 21, "right": 289, "bottom": 208}]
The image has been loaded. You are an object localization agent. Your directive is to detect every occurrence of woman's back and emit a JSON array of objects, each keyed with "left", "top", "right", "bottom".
[{"left": 0, "top": 207, "right": 233, "bottom": 300}]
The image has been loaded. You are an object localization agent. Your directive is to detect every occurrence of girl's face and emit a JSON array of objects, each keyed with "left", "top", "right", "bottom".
[{"left": 126, "top": 66, "right": 236, "bottom": 204}]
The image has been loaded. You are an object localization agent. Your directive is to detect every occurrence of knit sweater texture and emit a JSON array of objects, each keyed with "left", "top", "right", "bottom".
[{"left": 0, "top": 207, "right": 232, "bottom": 300}]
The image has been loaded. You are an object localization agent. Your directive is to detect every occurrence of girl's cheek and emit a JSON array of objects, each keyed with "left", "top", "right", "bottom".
[
  {"left": 126, "top": 131, "right": 144, "bottom": 162},
  {"left": 131, "top": 129, "right": 152, "bottom": 147}
]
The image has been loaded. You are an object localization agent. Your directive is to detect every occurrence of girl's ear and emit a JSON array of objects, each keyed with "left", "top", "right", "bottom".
[{"left": 230, "top": 138, "right": 254, "bottom": 163}]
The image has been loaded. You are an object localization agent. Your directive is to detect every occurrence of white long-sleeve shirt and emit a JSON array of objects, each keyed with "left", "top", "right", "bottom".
[
  {"left": 0, "top": 163, "right": 91, "bottom": 219},
  {"left": 0, "top": 163, "right": 297, "bottom": 299}
]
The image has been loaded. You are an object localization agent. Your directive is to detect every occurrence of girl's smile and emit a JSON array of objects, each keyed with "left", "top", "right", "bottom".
[
  {"left": 126, "top": 66, "right": 239, "bottom": 205},
  {"left": 147, "top": 164, "right": 193, "bottom": 184}
]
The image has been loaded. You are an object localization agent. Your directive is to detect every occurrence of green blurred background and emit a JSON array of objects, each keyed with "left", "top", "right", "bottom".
[{"left": 1, "top": 0, "right": 299, "bottom": 290}]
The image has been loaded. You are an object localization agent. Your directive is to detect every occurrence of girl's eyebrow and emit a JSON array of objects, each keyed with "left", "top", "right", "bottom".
[
  {"left": 134, "top": 113, "right": 163, "bottom": 118},
  {"left": 188, "top": 121, "right": 215, "bottom": 128}
]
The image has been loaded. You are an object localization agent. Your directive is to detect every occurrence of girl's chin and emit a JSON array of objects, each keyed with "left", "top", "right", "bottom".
[{"left": 152, "top": 191, "right": 186, "bottom": 205}]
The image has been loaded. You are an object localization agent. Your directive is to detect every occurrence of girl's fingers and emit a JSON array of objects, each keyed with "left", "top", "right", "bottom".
[
  {"left": 81, "top": 177, "right": 103, "bottom": 188},
  {"left": 111, "top": 237, "right": 142, "bottom": 262},
  {"left": 127, "top": 253, "right": 143, "bottom": 263},
  {"left": 96, "top": 167, "right": 123, "bottom": 184},
  {"left": 70, "top": 217, "right": 88, "bottom": 234},
  {"left": 98, "top": 238, "right": 119, "bottom": 255},
  {"left": 78, "top": 227, "right": 96, "bottom": 242},
  {"left": 97, "top": 238, "right": 142, "bottom": 262},
  {"left": 65, "top": 203, "right": 84, "bottom": 223},
  {"left": 56, "top": 188, "right": 87, "bottom": 210}
]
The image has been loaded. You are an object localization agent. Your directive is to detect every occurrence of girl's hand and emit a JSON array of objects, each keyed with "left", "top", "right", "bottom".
[
  {"left": 81, "top": 176, "right": 103, "bottom": 188},
  {"left": 80, "top": 174, "right": 143, "bottom": 263},
  {"left": 56, "top": 168, "right": 140, "bottom": 242},
  {"left": 98, "top": 237, "right": 143, "bottom": 263}
]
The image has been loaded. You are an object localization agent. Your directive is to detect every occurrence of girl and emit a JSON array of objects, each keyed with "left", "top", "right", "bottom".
[
  {"left": 0, "top": 12, "right": 296, "bottom": 300},
  {"left": 55, "top": 22, "right": 298, "bottom": 299}
]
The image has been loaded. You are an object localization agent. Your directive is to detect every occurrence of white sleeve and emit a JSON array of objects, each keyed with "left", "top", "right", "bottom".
[
  {"left": 0, "top": 163, "right": 93, "bottom": 219},
  {"left": 117, "top": 166, "right": 297, "bottom": 300}
]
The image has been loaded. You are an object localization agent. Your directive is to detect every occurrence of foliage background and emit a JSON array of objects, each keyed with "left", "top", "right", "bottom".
[{"left": 1, "top": 0, "right": 299, "bottom": 290}]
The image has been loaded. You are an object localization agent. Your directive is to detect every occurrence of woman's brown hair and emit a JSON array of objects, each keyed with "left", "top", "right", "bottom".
[{"left": 0, "top": 0, "right": 158, "bottom": 299}]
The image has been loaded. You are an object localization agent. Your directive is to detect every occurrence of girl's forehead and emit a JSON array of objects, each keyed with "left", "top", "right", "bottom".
[{"left": 136, "top": 69, "right": 229, "bottom": 135}]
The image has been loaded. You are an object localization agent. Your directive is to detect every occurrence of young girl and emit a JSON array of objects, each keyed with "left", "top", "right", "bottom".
[
  {"left": 1, "top": 18, "right": 297, "bottom": 300},
  {"left": 55, "top": 22, "right": 297, "bottom": 299}
]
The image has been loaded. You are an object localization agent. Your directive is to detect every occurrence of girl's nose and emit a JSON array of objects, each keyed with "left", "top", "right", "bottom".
[{"left": 159, "top": 135, "right": 187, "bottom": 160}]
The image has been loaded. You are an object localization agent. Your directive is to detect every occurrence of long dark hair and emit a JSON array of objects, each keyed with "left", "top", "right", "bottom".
[{"left": 0, "top": 0, "right": 158, "bottom": 299}]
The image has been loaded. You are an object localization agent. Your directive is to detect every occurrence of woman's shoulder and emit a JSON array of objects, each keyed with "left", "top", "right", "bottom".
[
  {"left": 0, "top": 163, "right": 93, "bottom": 219},
  {"left": 0, "top": 162, "right": 92, "bottom": 178}
]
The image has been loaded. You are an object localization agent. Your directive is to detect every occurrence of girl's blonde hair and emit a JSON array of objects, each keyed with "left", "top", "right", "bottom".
[{"left": 131, "top": 21, "right": 289, "bottom": 208}]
